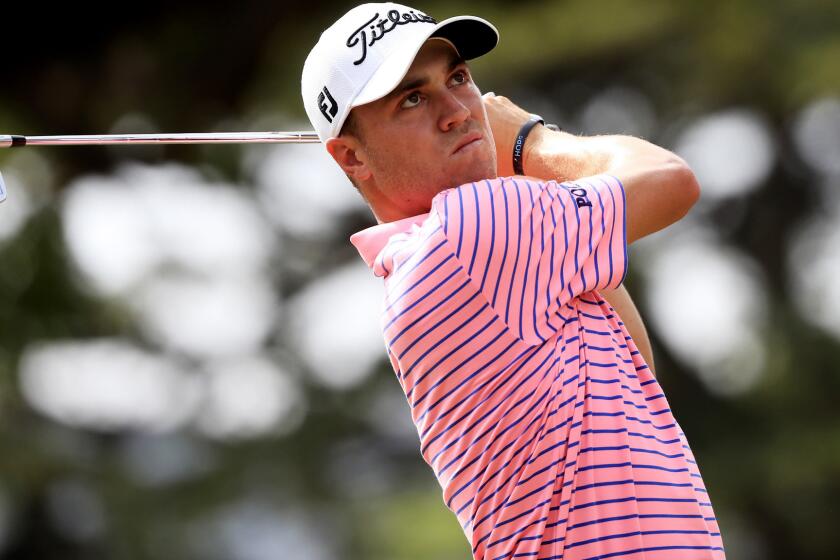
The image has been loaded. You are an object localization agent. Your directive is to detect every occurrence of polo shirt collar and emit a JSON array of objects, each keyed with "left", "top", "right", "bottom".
[{"left": 350, "top": 213, "right": 429, "bottom": 269}]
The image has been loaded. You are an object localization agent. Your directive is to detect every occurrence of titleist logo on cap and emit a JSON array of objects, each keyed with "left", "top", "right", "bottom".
[{"left": 347, "top": 9, "right": 437, "bottom": 65}]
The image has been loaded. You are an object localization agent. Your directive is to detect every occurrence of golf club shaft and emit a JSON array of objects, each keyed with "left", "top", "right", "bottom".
[{"left": 0, "top": 131, "right": 320, "bottom": 148}]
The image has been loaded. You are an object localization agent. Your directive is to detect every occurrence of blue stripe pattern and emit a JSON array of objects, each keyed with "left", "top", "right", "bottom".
[{"left": 369, "top": 175, "right": 723, "bottom": 560}]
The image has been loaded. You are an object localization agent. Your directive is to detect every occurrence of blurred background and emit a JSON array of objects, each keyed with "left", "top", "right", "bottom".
[{"left": 0, "top": 0, "right": 838, "bottom": 558}]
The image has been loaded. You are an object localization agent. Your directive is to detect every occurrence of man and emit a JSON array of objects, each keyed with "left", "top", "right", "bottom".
[{"left": 301, "top": 3, "right": 725, "bottom": 559}]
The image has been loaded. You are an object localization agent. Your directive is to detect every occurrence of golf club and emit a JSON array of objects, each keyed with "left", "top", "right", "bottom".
[
  {"left": 0, "top": 131, "right": 321, "bottom": 203},
  {"left": 0, "top": 131, "right": 320, "bottom": 148}
]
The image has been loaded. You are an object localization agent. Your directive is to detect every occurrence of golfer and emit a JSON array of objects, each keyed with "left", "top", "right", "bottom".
[{"left": 302, "top": 3, "right": 725, "bottom": 559}]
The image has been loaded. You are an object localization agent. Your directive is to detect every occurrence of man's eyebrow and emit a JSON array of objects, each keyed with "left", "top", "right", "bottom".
[
  {"left": 390, "top": 76, "right": 429, "bottom": 99},
  {"left": 448, "top": 54, "right": 467, "bottom": 72},
  {"left": 387, "top": 53, "right": 467, "bottom": 100}
]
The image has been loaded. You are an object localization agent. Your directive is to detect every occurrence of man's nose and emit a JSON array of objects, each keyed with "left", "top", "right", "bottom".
[{"left": 438, "top": 91, "right": 471, "bottom": 132}]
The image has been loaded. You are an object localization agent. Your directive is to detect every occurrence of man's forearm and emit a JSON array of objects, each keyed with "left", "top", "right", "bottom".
[
  {"left": 521, "top": 128, "right": 611, "bottom": 183},
  {"left": 483, "top": 97, "right": 699, "bottom": 245},
  {"left": 523, "top": 128, "right": 673, "bottom": 184},
  {"left": 520, "top": 127, "right": 699, "bottom": 244}
]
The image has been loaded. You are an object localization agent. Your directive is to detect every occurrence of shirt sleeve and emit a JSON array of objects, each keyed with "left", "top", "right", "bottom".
[{"left": 431, "top": 174, "right": 627, "bottom": 344}]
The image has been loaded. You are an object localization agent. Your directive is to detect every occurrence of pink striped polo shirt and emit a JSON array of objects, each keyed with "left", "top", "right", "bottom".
[{"left": 351, "top": 174, "right": 725, "bottom": 560}]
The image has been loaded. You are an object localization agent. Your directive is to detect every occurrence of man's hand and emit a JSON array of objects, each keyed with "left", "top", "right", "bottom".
[
  {"left": 482, "top": 93, "right": 537, "bottom": 177},
  {"left": 482, "top": 93, "right": 605, "bottom": 183}
]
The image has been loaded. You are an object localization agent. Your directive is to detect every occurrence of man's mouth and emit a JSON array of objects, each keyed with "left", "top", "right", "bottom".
[{"left": 452, "top": 132, "right": 484, "bottom": 155}]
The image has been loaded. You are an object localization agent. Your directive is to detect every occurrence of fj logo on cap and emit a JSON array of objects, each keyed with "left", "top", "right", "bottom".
[
  {"left": 346, "top": 10, "right": 436, "bottom": 65},
  {"left": 317, "top": 86, "right": 338, "bottom": 123}
]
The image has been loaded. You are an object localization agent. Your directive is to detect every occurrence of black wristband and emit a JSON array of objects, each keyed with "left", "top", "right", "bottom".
[{"left": 513, "top": 114, "right": 544, "bottom": 176}]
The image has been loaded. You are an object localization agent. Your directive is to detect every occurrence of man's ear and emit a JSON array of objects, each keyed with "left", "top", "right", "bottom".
[{"left": 325, "top": 137, "right": 372, "bottom": 182}]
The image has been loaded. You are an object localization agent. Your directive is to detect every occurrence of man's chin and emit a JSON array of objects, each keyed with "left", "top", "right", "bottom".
[{"left": 448, "top": 159, "right": 498, "bottom": 188}]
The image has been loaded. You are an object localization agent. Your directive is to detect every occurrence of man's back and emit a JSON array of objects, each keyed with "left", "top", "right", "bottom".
[{"left": 352, "top": 174, "right": 724, "bottom": 559}]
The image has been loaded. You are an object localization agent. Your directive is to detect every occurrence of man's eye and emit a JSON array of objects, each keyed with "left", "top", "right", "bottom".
[
  {"left": 450, "top": 71, "right": 468, "bottom": 85},
  {"left": 401, "top": 92, "right": 422, "bottom": 109}
]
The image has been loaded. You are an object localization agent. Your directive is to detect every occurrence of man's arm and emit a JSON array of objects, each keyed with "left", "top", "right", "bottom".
[
  {"left": 483, "top": 95, "right": 691, "bottom": 374},
  {"left": 483, "top": 95, "right": 700, "bottom": 245}
]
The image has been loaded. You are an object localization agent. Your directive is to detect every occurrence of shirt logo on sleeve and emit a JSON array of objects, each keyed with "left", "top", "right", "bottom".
[{"left": 570, "top": 187, "right": 593, "bottom": 208}]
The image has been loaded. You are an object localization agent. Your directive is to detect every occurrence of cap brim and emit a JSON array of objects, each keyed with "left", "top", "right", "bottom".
[
  {"left": 431, "top": 16, "right": 499, "bottom": 60},
  {"left": 352, "top": 15, "right": 498, "bottom": 108}
]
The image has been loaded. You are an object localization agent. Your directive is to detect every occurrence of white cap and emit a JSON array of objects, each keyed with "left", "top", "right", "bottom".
[{"left": 301, "top": 3, "right": 498, "bottom": 142}]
